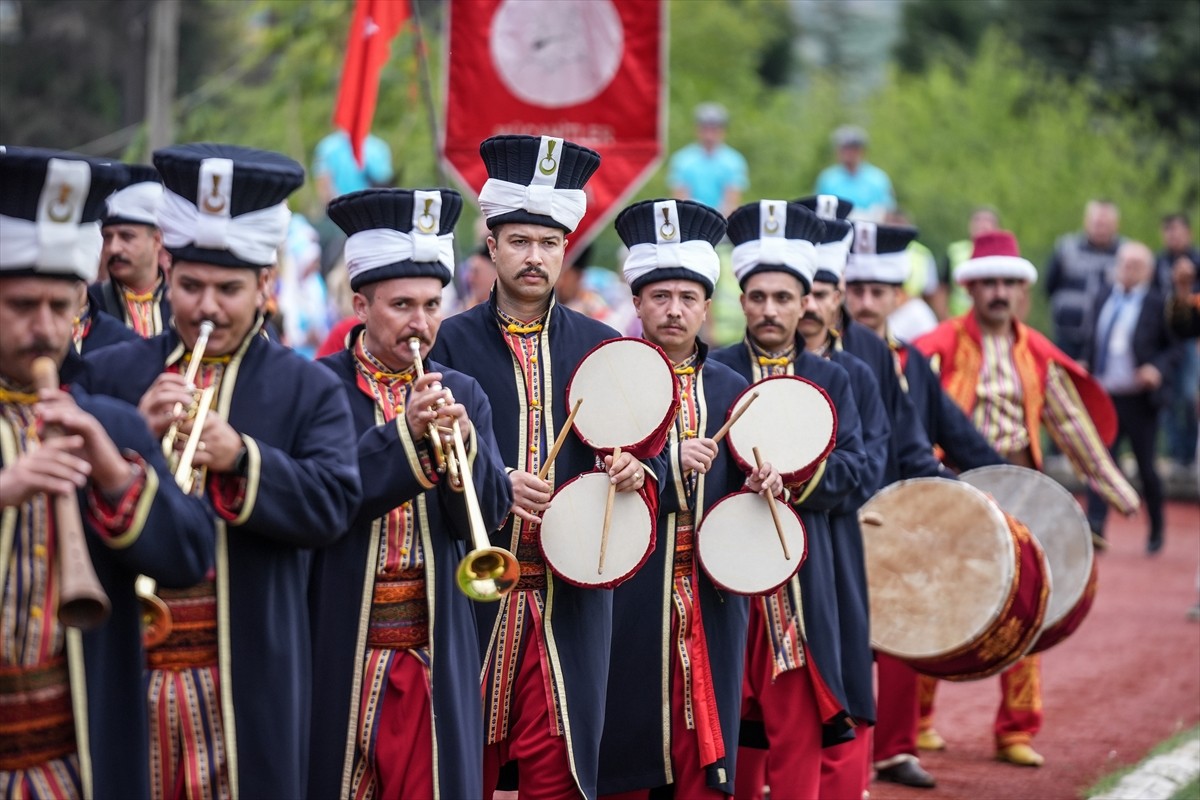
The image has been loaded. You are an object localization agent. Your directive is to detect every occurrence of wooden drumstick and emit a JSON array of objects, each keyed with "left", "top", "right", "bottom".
[
  {"left": 598, "top": 446, "right": 622, "bottom": 575},
  {"left": 712, "top": 390, "right": 759, "bottom": 445},
  {"left": 753, "top": 446, "right": 791, "bottom": 561},
  {"left": 536, "top": 398, "right": 584, "bottom": 482}
]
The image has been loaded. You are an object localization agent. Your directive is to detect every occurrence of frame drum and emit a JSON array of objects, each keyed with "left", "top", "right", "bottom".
[
  {"left": 861, "top": 478, "right": 1050, "bottom": 681},
  {"left": 961, "top": 465, "right": 1096, "bottom": 653},
  {"left": 566, "top": 337, "right": 678, "bottom": 459},
  {"left": 697, "top": 492, "right": 807, "bottom": 595},
  {"left": 539, "top": 472, "right": 655, "bottom": 589},
  {"left": 725, "top": 376, "right": 836, "bottom": 486}
]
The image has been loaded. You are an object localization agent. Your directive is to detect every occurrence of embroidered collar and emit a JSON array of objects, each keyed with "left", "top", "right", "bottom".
[
  {"left": 354, "top": 330, "right": 415, "bottom": 385},
  {"left": 119, "top": 273, "right": 163, "bottom": 304},
  {"left": 0, "top": 375, "right": 39, "bottom": 405},
  {"left": 496, "top": 306, "right": 547, "bottom": 335},
  {"left": 672, "top": 350, "right": 700, "bottom": 375}
]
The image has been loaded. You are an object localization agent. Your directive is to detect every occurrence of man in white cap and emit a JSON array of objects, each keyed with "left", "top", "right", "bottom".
[
  {"left": 915, "top": 229, "right": 1139, "bottom": 767},
  {"left": 309, "top": 187, "right": 512, "bottom": 800},
  {"left": 90, "top": 164, "right": 171, "bottom": 336},
  {"left": 430, "top": 134, "right": 657, "bottom": 800},
  {"left": 0, "top": 146, "right": 212, "bottom": 798},
  {"left": 598, "top": 198, "right": 780, "bottom": 799},
  {"left": 77, "top": 143, "right": 362, "bottom": 799}
]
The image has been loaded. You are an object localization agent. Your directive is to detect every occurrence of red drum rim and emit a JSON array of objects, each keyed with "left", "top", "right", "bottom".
[
  {"left": 725, "top": 375, "right": 837, "bottom": 486},
  {"left": 697, "top": 490, "right": 808, "bottom": 596}
]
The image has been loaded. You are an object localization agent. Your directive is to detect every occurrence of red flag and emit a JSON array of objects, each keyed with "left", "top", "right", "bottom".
[
  {"left": 442, "top": 0, "right": 666, "bottom": 255},
  {"left": 333, "top": 0, "right": 409, "bottom": 166}
]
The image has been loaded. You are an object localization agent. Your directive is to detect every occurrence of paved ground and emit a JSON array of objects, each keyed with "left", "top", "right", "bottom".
[{"left": 870, "top": 499, "right": 1200, "bottom": 800}]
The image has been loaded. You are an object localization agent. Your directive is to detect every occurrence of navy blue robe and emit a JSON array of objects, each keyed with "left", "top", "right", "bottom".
[
  {"left": 430, "top": 296, "right": 664, "bottom": 799},
  {"left": 88, "top": 274, "right": 172, "bottom": 335},
  {"left": 711, "top": 338, "right": 868, "bottom": 743},
  {"left": 827, "top": 350, "right": 890, "bottom": 726},
  {"left": 75, "top": 323, "right": 361, "bottom": 799},
  {"left": 838, "top": 315, "right": 944, "bottom": 483},
  {"left": 78, "top": 306, "right": 139, "bottom": 355},
  {"left": 897, "top": 339, "right": 1006, "bottom": 472},
  {"left": 1, "top": 382, "right": 213, "bottom": 799},
  {"left": 307, "top": 343, "right": 513, "bottom": 800},
  {"left": 598, "top": 344, "right": 750, "bottom": 795}
]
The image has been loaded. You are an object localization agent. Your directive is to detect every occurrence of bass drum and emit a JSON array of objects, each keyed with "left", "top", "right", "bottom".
[{"left": 860, "top": 478, "right": 1050, "bottom": 681}]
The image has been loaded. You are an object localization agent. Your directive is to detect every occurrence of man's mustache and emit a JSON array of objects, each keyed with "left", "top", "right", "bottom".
[
  {"left": 800, "top": 312, "right": 823, "bottom": 324},
  {"left": 18, "top": 339, "right": 57, "bottom": 358},
  {"left": 517, "top": 266, "right": 547, "bottom": 279},
  {"left": 988, "top": 300, "right": 1009, "bottom": 310}
]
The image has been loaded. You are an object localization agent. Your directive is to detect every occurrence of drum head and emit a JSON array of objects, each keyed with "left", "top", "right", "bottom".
[
  {"left": 698, "top": 492, "right": 807, "bottom": 596},
  {"left": 540, "top": 472, "right": 655, "bottom": 589},
  {"left": 861, "top": 478, "right": 1014, "bottom": 660},
  {"left": 961, "top": 465, "right": 1091, "bottom": 632},
  {"left": 567, "top": 338, "right": 677, "bottom": 455},
  {"left": 726, "top": 376, "right": 836, "bottom": 484}
]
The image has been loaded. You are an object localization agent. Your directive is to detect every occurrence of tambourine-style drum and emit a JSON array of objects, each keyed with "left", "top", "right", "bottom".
[
  {"left": 539, "top": 472, "right": 656, "bottom": 589},
  {"left": 566, "top": 337, "right": 678, "bottom": 459},
  {"left": 961, "top": 465, "right": 1096, "bottom": 654},
  {"left": 725, "top": 376, "right": 836, "bottom": 486},
  {"left": 860, "top": 478, "right": 1050, "bottom": 681},
  {"left": 697, "top": 492, "right": 807, "bottom": 595}
]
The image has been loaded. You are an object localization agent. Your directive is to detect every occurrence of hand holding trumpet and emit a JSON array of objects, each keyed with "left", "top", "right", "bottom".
[{"left": 404, "top": 371, "right": 471, "bottom": 449}]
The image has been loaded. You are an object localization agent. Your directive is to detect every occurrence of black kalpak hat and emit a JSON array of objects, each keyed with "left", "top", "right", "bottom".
[
  {"left": 329, "top": 187, "right": 464, "bottom": 291},
  {"left": 726, "top": 200, "right": 823, "bottom": 292},
  {"left": 0, "top": 146, "right": 128, "bottom": 282},
  {"left": 615, "top": 198, "right": 726, "bottom": 297},
  {"left": 794, "top": 193, "right": 854, "bottom": 222},
  {"left": 844, "top": 221, "right": 919, "bottom": 285},
  {"left": 477, "top": 135, "right": 600, "bottom": 233},
  {"left": 153, "top": 142, "right": 304, "bottom": 269},
  {"left": 102, "top": 163, "right": 163, "bottom": 228},
  {"left": 812, "top": 216, "right": 855, "bottom": 285}
]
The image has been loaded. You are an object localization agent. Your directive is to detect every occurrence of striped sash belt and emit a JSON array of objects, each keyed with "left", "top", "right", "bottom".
[
  {"left": 368, "top": 568, "right": 429, "bottom": 650},
  {"left": 147, "top": 581, "right": 218, "bottom": 671},
  {"left": 0, "top": 657, "right": 74, "bottom": 770}
]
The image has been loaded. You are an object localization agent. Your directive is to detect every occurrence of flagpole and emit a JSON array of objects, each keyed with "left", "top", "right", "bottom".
[{"left": 410, "top": 0, "right": 445, "bottom": 186}]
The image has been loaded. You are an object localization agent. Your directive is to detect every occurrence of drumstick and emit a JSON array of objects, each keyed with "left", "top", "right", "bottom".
[
  {"left": 536, "top": 398, "right": 584, "bottom": 482},
  {"left": 598, "top": 446, "right": 622, "bottom": 575},
  {"left": 753, "top": 446, "right": 791, "bottom": 561},
  {"left": 712, "top": 390, "right": 759, "bottom": 445}
]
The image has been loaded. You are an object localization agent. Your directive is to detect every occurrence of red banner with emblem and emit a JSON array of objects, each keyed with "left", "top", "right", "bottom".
[{"left": 442, "top": 0, "right": 665, "bottom": 252}]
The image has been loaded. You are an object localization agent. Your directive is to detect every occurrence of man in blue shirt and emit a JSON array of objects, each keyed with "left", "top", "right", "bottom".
[
  {"left": 312, "top": 128, "right": 395, "bottom": 203},
  {"left": 668, "top": 103, "right": 749, "bottom": 217},
  {"left": 814, "top": 126, "right": 895, "bottom": 223}
]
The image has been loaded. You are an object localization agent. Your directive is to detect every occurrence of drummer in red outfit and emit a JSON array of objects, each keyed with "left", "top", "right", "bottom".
[
  {"left": 597, "top": 199, "right": 782, "bottom": 799},
  {"left": 913, "top": 230, "right": 1140, "bottom": 767}
]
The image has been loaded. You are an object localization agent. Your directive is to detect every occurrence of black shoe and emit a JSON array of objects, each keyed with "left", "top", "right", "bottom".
[
  {"left": 877, "top": 760, "right": 937, "bottom": 788},
  {"left": 1147, "top": 532, "right": 1164, "bottom": 554}
]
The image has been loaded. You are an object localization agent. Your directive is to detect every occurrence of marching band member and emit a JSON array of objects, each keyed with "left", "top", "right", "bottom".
[
  {"left": 914, "top": 230, "right": 1139, "bottom": 768},
  {"left": 89, "top": 164, "right": 171, "bottom": 336},
  {"left": 72, "top": 292, "right": 138, "bottom": 355},
  {"left": 429, "top": 135, "right": 659, "bottom": 800},
  {"left": 597, "top": 199, "right": 781, "bottom": 799},
  {"left": 772, "top": 207, "right": 893, "bottom": 799},
  {"left": 76, "top": 143, "right": 362, "bottom": 799},
  {"left": 710, "top": 200, "right": 870, "bottom": 800},
  {"left": 841, "top": 217, "right": 1006, "bottom": 789},
  {"left": 0, "top": 147, "right": 212, "bottom": 797},
  {"left": 308, "top": 187, "right": 512, "bottom": 800}
]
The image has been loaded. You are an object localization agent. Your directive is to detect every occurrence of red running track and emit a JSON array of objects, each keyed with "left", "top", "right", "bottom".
[{"left": 870, "top": 499, "right": 1200, "bottom": 800}]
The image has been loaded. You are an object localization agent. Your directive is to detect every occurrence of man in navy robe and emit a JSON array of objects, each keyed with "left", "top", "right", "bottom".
[
  {"left": 0, "top": 147, "right": 213, "bottom": 798},
  {"left": 308, "top": 186, "right": 512, "bottom": 800},
  {"left": 76, "top": 143, "right": 361, "bottom": 799},
  {"left": 598, "top": 199, "right": 781, "bottom": 798},
  {"left": 711, "top": 200, "right": 869, "bottom": 800},
  {"left": 429, "top": 135, "right": 658, "bottom": 800}
]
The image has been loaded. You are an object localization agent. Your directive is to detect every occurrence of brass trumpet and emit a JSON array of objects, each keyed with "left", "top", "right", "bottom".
[
  {"left": 31, "top": 357, "right": 112, "bottom": 630},
  {"left": 142, "top": 319, "right": 217, "bottom": 648},
  {"left": 408, "top": 338, "right": 518, "bottom": 602}
]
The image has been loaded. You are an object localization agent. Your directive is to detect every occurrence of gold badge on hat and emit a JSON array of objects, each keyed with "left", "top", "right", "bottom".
[
  {"left": 764, "top": 203, "right": 780, "bottom": 234},
  {"left": 202, "top": 174, "right": 226, "bottom": 214},
  {"left": 46, "top": 184, "right": 74, "bottom": 223},
  {"left": 416, "top": 197, "right": 437, "bottom": 233},
  {"left": 539, "top": 139, "right": 559, "bottom": 176},
  {"left": 659, "top": 206, "right": 677, "bottom": 240}
]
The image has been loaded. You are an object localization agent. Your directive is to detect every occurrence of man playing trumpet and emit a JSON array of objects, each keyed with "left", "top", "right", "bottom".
[
  {"left": 308, "top": 187, "right": 512, "bottom": 800},
  {"left": 0, "top": 147, "right": 213, "bottom": 797},
  {"left": 76, "top": 144, "right": 361, "bottom": 800}
]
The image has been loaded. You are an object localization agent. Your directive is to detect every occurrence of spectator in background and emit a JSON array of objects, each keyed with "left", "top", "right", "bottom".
[
  {"left": 814, "top": 125, "right": 895, "bottom": 223},
  {"left": 313, "top": 129, "right": 395, "bottom": 204},
  {"left": 886, "top": 209, "right": 940, "bottom": 341},
  {"left": 460, "top": 243, "right": 497, "bottom": 312},
  {"left": 278, "top": 212, "right": 331, "bottom": 359},
  {"left": 555, "top": 244, "right": 636, "bottom": 332},
  {"left": 1045, "top": 199, "right": 1123, "bottom": 360},
  {"left": 668, "top": 102, "right": 749, "bottom": 217},
  {"left": 1082, "top": 242, "right": 1182, "bottom": 553},
  {"left": 1157, "top": 214, "right": 1199, "bottom": 475},
  {"left": 939, "top": 206, "right": 1000, "bottom": 320}
]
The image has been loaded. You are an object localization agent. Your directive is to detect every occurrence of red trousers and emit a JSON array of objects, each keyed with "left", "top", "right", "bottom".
[
  {"left": 819, "top": 723, "right": 871, "bottom": 800},
  {"left": 735, "top": 606, "right": 824, "bottom": 800},
  {"left": 918, "top": 655, "right": 1043, "bottom": 747},
  {"left": 483, "top": 640, "right": 581, "bottom": 800},
  {"left": 873, "top": 653, "right": 919, "bottom": 767},
  {"left": 374, "top": 651, "right": 435, "bottom": 799}
]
